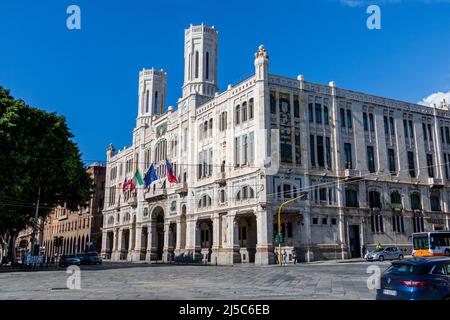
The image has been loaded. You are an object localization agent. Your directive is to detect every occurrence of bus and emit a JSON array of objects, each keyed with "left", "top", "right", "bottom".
[{"left": 412, "top": 231, "right": 450, "bottom": 257}]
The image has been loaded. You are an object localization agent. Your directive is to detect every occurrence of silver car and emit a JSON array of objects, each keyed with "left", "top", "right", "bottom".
[{"left": 364, "top": 246, "right": 404, "bottom": 262}]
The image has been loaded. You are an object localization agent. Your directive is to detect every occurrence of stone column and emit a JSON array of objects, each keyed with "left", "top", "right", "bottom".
[
  {"left": 211, "top": 213, "right": 220, "bottom": 265},
  {"left": 255, "top": 209, "right": 272, "bottom": 265},
  {"left": 146, "top": 222, "right": 157, "bottom": 262},
  {"left": 100, "top": 230, "right": 108, "bottom": 257},
  {"left": 175, "top": 219, "right": 182, "bottom": 255},
  {"left": 221, "top": 212, "right": 240, "bottom": 265},
  {"left": 163, "top": 223, "right": 170, "bottom": 262},
  {"left": 131, "top": 225, "right": 142, "bottom": 261}
]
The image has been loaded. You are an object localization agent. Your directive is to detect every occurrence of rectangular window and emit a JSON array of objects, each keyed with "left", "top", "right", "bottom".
[
  {"left": 408, "top": 151, "right": 416, "bottom": 177},
  {"left": 346, "top": 110, "right": 352, "bottom": 128},
  {"left": 446, "top": 127, "right": 450, "bottom": 144},
  {"left": 427, "top": 154, "right": 434, "bottom": 178},
  {"left": 363, "top": 112, "right": 369, "bottom": 131},
  {"left": 315, "top": 103, "right": 322, "bottom": 124},
  {"left": 403, "top": 119, "right": 409, "bottom": 139},
  {"left": 340, "top": 108, "right": 346, "bottom": 128},
  {"left": 317, "top": 135, "right": 324, "bottom": 167},
  {"left": 388, "top": 149, "right": 396, "bottom": 173},
  {"left": 444, "top": 153, "right": 449, "bottom": 180},
  {"left": 308, "top": 103, "right": 314, "bottom": 122},
  {"left": 325, "top": 137, "right": 332, "bottom": 169},
  {"left": 367, "top": 146, "right": 375, "bottom": 173},
  {"left": 427, "top": 124, "right": 432, "bottom": 141},
  {"left": 422, "top": 123, "right": 428, "bottom": 142},
  {"left": 249, "top": 132, "right": 255, "bottom": 164},
  {"left": 295, "top": 132, "right": 301, "bottom": 165},
  {"left": 293, "top": 95, "right": 300, "bottom": 118},
  {"left": 310, "top": 135, "right": 316, "bottom": 167},
  {"left": 270, "top": 93, "right": 276, "bottom": 114},
  {"left": 409, "top": 120, "right": 414, "bottom": 138},
  {"left": 324, "top": 106, "right": 329, "bottom": 125},
  {"left": 234, "top": 137, "right": 240, "bottom": 166},
  {"left": 319, "top": 188, "right": 327, "bottom": 201},
  {"left": 369, "top": 113, "right": 375, "bottom": 133},
  {"left": 283, "top": 184, "right": 292, "bottom": 199},
  {"left": 389, "top": 117, "right": 395, "bottom": 135},
  {"left": 384, "top": 116, "right": 390, "bottom": 135},
  {"left": 344, "top": 143, "right": 352, "bottom": 169}
]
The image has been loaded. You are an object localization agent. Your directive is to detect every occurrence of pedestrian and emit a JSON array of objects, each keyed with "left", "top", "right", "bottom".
[
  {"left": 273, "top": 247, "right": 278, "bottom": 264},
  {"left": 376, "top": 243, "right": 382, "bottom": 252},
  {"left": 292, "top": 248, "right": 297, "bottom": 264},
  {"left": 361, "top": 245, "right": 366, "bottom": 258},
  {"left": 282, "top": 250, "right": 287, "bottom": 266}
]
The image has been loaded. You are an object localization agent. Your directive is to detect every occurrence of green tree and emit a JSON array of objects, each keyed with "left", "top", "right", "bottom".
[{"left": 0, "top": 87, "right": 93, "bottom": 263}]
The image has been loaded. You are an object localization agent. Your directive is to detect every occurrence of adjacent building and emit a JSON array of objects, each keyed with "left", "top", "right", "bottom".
[
  {"left": 101, "top": 24, "right": 450, "bottom": 265},
  {"left": 42, "top": 163, "right": 106, "bottom": 257}
]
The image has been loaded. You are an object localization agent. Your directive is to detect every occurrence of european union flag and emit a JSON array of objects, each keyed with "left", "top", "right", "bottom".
[{"left": 144, "top": 164, "right": 158, "bottom": 188}]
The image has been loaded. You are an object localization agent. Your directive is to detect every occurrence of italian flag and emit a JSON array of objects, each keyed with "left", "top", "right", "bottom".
[{"left": 133, "top": 169, "right": 143, "bottom": 187}]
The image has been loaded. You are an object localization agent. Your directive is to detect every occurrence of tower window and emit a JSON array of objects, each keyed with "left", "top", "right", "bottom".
[
  {"left": 205, "top": 52, "right": 209, "bottom": 80},
  {"left": 154, "top": 91, "right": 158, "bottom": 114},
  {"left": 195, "top": 51, "right": 199, "bottom": 79},
  {"left": 145, "top": 90, "right": 149, "bottom": 113}
]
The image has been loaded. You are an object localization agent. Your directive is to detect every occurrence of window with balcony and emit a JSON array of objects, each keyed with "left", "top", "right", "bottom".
[{"left": 390, "top": 191, "right": 402, "bottom": 211}]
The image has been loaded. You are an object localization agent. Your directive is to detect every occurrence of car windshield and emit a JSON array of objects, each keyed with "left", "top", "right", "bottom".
[
  {"left": 413, "top": 236, "right": 429, "bottom": 250},
  {"left": 384, "top": 263, "right": 429, "bottom": 276}
]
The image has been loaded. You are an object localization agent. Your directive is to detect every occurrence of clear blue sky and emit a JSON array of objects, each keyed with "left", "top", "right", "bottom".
[{"left": 1, "top": 0, "right": 449, "bottom": 165}]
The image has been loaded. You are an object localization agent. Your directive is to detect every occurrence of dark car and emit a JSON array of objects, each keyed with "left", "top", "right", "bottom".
[
  {"left": 85, "top": 252, "right": 102, "bottom": 265},
  {"left": 59, "top": 254, "right": 81, "bottom": 267},
  {"left": 75, "top": 253, "right": 88, "bottom": 265},
  {"left": 377, "top": 257, "right": 450, "bottom": 300}
]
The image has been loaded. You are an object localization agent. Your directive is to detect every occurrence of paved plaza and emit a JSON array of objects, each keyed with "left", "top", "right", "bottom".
[{"left": 0, "top": 261, "right": 390, "bottom": 300}]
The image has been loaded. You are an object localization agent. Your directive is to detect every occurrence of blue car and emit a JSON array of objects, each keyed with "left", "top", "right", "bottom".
[{"left": 377, "top": 257, "right": 450, "bottom": 300}]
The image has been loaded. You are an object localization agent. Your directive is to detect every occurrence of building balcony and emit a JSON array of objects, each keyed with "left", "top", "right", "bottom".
[
  {"left": 144, "top": 188, "right": 167, "bottom": 202},
  {"left": 428, "top": 178, "right": 444, "bottom": 188},
  {"left": 344, "top": 169, "right": 361, "bottom": 179},
  {"left": 175, "top": 183, "right": 188, "bottom": 196},
  {"left": 127, "top": 195, "right": 137, "bottom": 207},
  {"left": 215, "top": 172, "right": 226, "bottom": 187},
  {"left": 391, "top": 203, "right": 403, "bottom": 212}
]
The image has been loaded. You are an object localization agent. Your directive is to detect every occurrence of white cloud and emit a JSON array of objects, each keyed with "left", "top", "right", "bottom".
[{"left": 418, "top": 91, "right": 450, "bottom": 107}]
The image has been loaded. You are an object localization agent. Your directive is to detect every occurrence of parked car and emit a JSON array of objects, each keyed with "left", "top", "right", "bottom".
[
  {"left": 377, "top": 257, "right": 450, "bottom": 300},
  {"left": 365, "top": 246, "right": 404, "bottom": 261},
  {"left": 85, "top": 251, "right": 102, "bottom": 265},
  {"left": 59, "top": 254, "right": 81, "bottom": 267},
  {"left": 75, "top": 253, "right": 88, "bottom": 265}
]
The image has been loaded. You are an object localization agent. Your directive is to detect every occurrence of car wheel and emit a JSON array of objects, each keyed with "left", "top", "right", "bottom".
[
  {"left": 398, "top": 254, "right": 404, "bottom": 260},
  {"left": 378, "top": 255, "right": 384, "bottom": 262},
  {"left": 445, "top": 249, "right": 450, "bottom": 257}
]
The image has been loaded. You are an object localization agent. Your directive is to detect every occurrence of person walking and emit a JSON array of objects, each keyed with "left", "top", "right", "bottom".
[
  {"left": 361, "top": 244, "right": 366, "bottom": 258},
  {"left": 292, "top": 248, "right": 297, "bottom": 264},
  {"left": 282, "top": 250, "right": 287, "bottom": 266},
  {"left": 376, "top": 243, "right": 382, "bottom": 252}
]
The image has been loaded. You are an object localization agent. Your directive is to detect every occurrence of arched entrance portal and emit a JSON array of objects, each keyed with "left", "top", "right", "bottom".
[{"left": 152, "top": 207, "right": 165, "bottom": 261}]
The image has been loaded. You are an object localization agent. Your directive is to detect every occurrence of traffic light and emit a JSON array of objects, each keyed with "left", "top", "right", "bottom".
[
  {"left": 274, "top": 233, "right": 284, "bottom": 244},
  {"left": 300, "top": 191, "right": 308, "bottom": 200}
]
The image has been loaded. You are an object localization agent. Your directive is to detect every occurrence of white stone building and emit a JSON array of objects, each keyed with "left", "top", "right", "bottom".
[{"left": 101, "top": 24, "right": 450, "bottom": 264}]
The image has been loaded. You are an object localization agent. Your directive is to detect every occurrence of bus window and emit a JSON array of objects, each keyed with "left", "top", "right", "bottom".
[{"left": 413, "top": 236, "right": 429, "bottom": 250}]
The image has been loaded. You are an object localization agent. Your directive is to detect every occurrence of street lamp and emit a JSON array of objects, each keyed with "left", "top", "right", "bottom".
[{"left": 276, "top": 192, "right": 308, "bottom": 266}]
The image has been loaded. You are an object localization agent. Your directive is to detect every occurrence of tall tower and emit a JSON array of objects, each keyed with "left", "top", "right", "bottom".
[
  {"left": 138, "top": 67, "right": 167, "bottom": 118},
  {"left": 182, "top": 23, "right": 218, "bottom": 99}
]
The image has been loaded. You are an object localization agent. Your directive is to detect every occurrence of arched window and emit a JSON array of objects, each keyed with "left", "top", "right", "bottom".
[
  {"left": 219, "top": 189, "right": 226, "bottom": 203},
  {"left": 235, "top": 105, "right": 240, "bottom": 125},
  {"left": 249, "top": 98, "right": 254, "bottom": 120},
  {"left": 242, "top": 102, "right": 248, "bottom": 122},
  {"left": 195, "top": 51, "right": 199, "bottom": 79},
  {"left": 154, "top": 139, "right": 167, "bottom": 178},
  {"left": 205, "top": 52, "right": 209, "bottom": 80},
  {"left": 154, "top": 91, "right": 158, "bottom": 114}
]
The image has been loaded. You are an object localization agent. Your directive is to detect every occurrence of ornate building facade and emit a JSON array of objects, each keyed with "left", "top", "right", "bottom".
[{"left": 101, "top": 24, "right": 450, "bottom": 264}]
